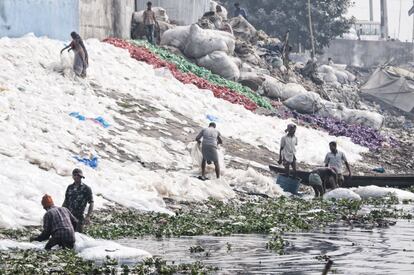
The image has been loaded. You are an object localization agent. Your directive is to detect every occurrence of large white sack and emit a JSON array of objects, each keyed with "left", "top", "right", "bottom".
[
  {"left": 210, "top": 1, "right": 228, "bottom": 19},
  {"left": 184, "top": 24, "right": 235, "bottom": 59},
  {"left": 317, "top": 100, "right": 346, "bottom": 120},
  {"left": 229, "top": 15, "right": 257, "bottom": 42},
  {"left": 161, "top": 26, "right": 191, "bottom": 51},
  {"left": 318, "top": 65, "right": 335, "bottom": 74},
  {"left": 342, "top": 108, "right": 384, "bottom": 130},
  {"left": 262, "top": 76, "right": 285, "bottom": 99},
  {"left": 334, "top": 70, "right": 349, "bottom": 84},
  {"left": 282, "top": 83, "right": 307, "bottom": 99},
  {"left": 323, "top": 72, "right": 338, "bottom": 83},
  {"left": 344, "top": 70, "right": 356, "bottom": 82},
  {"left": 284, "top": 92, "right": 323, "bottom": 114},
  {"left": 197, "top": 51, "right": 240, "bottom": 80},
  {"left": 262, "top": 77, "right": 307, "bottom": 100}
]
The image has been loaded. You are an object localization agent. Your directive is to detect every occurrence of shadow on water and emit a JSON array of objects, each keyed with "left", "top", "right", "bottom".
[{"left": 119, "top": 220, "right": 414, "bottom": 274}]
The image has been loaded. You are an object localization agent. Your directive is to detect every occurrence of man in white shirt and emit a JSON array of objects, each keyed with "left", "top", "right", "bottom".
[
  {"left": 324, "top": 141, "right": 352, "bottom": 186},
  {"left": 278, "top": 124, "right": 298, "bottom": 177}
]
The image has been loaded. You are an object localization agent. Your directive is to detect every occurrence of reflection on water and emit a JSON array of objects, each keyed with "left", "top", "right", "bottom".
[{"left": 119, "top": 220, "right": 414, "bottom": 274}]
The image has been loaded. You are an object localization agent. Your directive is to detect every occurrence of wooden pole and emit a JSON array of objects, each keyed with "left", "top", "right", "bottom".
[{"left": 307, "top": 0, "right": 315, "bottom": 59}]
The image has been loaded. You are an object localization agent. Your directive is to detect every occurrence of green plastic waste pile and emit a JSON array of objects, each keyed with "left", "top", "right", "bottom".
[{"left": 130, "top": 40, "right": 273, "bottom": 110}]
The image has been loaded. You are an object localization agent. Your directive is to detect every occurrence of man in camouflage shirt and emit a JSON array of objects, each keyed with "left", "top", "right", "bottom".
[
  {"left": 30, "top": 194, "right": 77, "bottom": 250},
  {"left": 63, "top": 168, "right": 94, "bottom": 233}
]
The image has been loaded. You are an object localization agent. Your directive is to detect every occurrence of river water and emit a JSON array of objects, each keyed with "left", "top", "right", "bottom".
[{"left": 119, "top": 220, "right": 414, "bottom": 274}]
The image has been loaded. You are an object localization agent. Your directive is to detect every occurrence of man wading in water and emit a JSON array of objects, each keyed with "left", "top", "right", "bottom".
[
  {"left": 63, "top": 169, "right": 94, "bottom": 233},
  {"left": 61, "top": 32, "right": 89, "bottom": 77},
  {"left": 196, "top": 122, "right": 223, "bottom": 180}
]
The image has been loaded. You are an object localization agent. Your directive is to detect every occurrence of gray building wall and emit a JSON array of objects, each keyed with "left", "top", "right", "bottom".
[
  {"left": 322, "top": 39, "right": 414, "bottom": 68},
  {"left": 80, "top": 0, "right": 135, "bottom": 39},
  {"left": 0, "top": 0, "right": 79, "bottom": 40},
  {"left": 0, "top": 0, "right": 134, "bottom": 40},
  {"left": 136, "top": 0, "right": 210, "bottom": 25}
]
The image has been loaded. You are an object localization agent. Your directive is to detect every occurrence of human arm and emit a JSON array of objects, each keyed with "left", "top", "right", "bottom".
[
  {"left": 342, "top": 153, "right": 352, "bottom": 177},
  {"left": 345, "top": 161, "right": 352, "bottom": 177},
  {"left": 324, "top": 154, "right": 329, "bottom": 167},
  {"left": 84, "top": 202, "right": 94, "bottom": 225},
  {"left": 217, "top": 132, "right": 223, "bottom": 145},
  {"left": 152, "top": 11, "right": 158, "bottom": 25},
  {"left": 241, "top": 9, "right": 248, "bottom": 19},
  {"left": 31, "top": 214, "right": 52, "bottom": 242},
  {"left": 278, "top": 137, "right": 285, "bottom": 164},
  {"left": 84, "top": 187, "right": 94, "bottom": 225},
  {"left": 195, "top": 130, "right": 204, "bottom": 144},
  {"left": 60, "top": 43, "right": 71, "bottom": 54}
]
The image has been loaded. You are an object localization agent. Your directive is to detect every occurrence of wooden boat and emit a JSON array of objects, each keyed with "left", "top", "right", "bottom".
[{"left": 269, "top": 165, "right": 414, "bottom": 188}]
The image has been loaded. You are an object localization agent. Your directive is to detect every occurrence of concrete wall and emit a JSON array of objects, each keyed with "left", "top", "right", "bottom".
[
  {"left": 322, "top": 39, "right": 414, "bottom": 68},
  {"left": 136, "top": 0, "right": 210, "bottom": 25},
  {"left": 80, "top": 0, "right": 135, "bottom": 39},
  {"left": 0, "top": 0, "right": 79, "bottom": 40}
]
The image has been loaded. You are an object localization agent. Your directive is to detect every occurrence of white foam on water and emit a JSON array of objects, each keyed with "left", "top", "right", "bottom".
[{"left": 0, "top": 233, "right": 151, "bottom": 263}]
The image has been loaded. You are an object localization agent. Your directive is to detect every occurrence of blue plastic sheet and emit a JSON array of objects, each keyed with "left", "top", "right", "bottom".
[
  {"left": 206, "top": 114, "right": 219, "bottom": 122},
  {"left": 93, "top": 116, "right": 110, "bottom": 128},
  {"left": 69, "top": 112, "right": 86, "bottom": 121},
  {"left": 74, "top": 156, "right": 98, "bottom": 169},
  {"left": 69, "top": 112, "right": 110, "bottom": 128}
]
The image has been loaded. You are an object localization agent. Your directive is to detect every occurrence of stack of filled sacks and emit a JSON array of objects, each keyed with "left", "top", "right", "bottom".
[
  {"left": 161, "top": 24, "right": 241, "bottom": 81},
  {"left": 318, "top": 64, "right": 356, "bottom": 86},
  {"left": 260, "top": 75, "right": 384, "bottom": 130}
]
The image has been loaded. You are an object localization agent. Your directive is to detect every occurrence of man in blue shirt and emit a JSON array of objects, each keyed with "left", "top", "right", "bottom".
[{"left": 234, "top": 3, "right": 248, "bottom": 20}]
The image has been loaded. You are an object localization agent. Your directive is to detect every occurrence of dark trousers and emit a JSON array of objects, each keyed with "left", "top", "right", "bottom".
[
  {"left": 74, "top": 215, "right": 84, "bottom": 233},
  {"left": 45, "top": 238, "right": 74, "bottom": 250},
  {"left": 145, "top": 24, "right": 155, "bottom": 44}
]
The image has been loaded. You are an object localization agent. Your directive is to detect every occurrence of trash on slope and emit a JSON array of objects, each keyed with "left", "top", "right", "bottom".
[{"left": 104, "top": 38, "right": 258, "bottom": 111}]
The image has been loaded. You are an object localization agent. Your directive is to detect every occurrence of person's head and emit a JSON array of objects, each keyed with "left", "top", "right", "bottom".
[
  {"left": 72, "top": 168, "right": 85, "bottom": 184},
  {"left": 147, "top": 1, "right": 152, "bottom": 9},
  {"left": 234, "top": 2, "right": 240, "bottom": 8},
  {"left": 216, "top": 5, "right": 222, "bottom": 13},
  {"left": 329, "top": 141, "right": 337, "bottom": 153},
  {"left": 209, "top": 122, "right": 216, "bottom": 128},
  {"left": 41, "top": 194, "right": 54, "bottom": 210},
  {"left": 285, "top": 124, "right": 296, "bottom": 136},
  {"left": 70, "top": 31, "right": 78, "bottom": 40},
  {"left": 328, "top": 57, "right": 332, "bottom": 61}
]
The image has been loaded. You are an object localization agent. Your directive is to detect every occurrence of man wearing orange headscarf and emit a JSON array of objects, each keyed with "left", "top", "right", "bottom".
[{"left": 30, "top": 194, "right": 78, "bottom": 250}]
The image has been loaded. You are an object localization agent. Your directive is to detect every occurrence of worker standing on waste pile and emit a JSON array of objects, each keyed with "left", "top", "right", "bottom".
[
  {"left": 143, "top": 1, "right": 158, "bottom": 44},
  {"left": 325, "top": 141, "right": 352, "bottom": 186},
  {"left": 196, "top": 122, "right": 223, "bottom": 180},
  {"left": 30, "top": 195, "right": 77, "bottom": 250},
  {"left": 234, "top": 3, "right": 248, "bottom": 20},
  {"left": 278, "top": 124, "right": 298, "bottom": 178},
  {"left": 63, "top": 169, "right": 94, "bottom": 233},
  {"left": 60, "top": 32, "right": 88, "bottom": 77}
]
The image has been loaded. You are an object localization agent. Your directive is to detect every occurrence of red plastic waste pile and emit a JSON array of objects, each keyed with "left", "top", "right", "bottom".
[{"left": 104, "top": 38, "right": 257, "bottom": 111}]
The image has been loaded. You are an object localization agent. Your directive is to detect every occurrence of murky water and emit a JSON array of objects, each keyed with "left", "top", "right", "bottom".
[{"left": 119, "top": 220, "right": 414, "bottom": 274}]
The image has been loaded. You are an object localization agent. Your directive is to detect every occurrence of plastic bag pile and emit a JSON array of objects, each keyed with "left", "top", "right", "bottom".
[
  {"left": 105, "top": 38, "right": 257, "bottom": 111},
  {"left": 131, "top": 40, "right": 273, "bottom": 110},
  {"left": 276, "top": 106, "right": 398, "bottom": 151}
]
